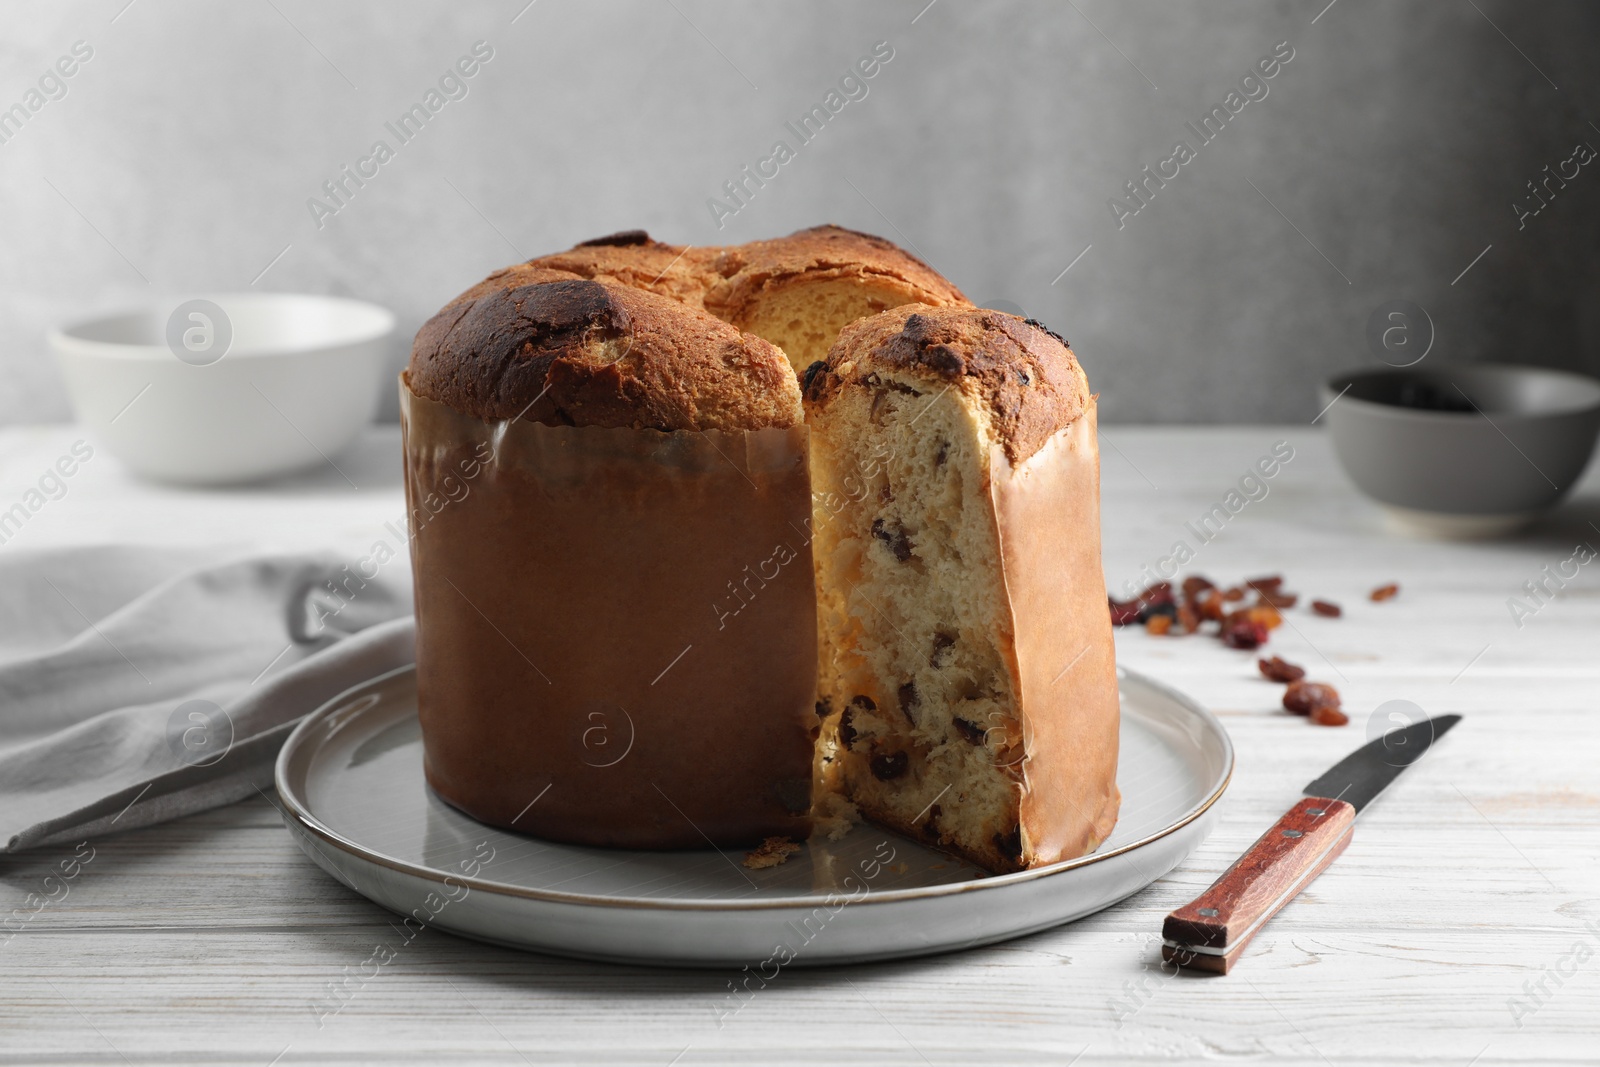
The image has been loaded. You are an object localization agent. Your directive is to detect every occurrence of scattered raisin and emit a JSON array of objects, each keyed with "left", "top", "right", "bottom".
[
  {"left": 1146, "top": 615, "right": 1173, "bottom": 635},
  {"left": 1283, "top": 680, "right": 1341, "bottom": 716},
  {"left": 1258, "top": 591, "right": 1298, "bottom": 609},
  {"left": 1193, "top": 592, "right": 1226, "bottom": 622},
  {"left": 838, "top": 709, "right": 857, "bottom": 749},
  {"left": 1222, "top": 586, "right": 1247, "bottom": 602},
  {"left": 1310, "top": 705, "right": 1350, "bottom": 726},
  {"left": 931, "top": 631, "right": 957, "bottom": 667},
  {"left": 1181, "top": 575, "right": 1216, "bottom": 601},
  {"left": 1232, "top": 604, "right": 1282, "bottom": 631},
  {"left": 1139, "top": 582, "right": 1176, "bottom": 610},
  {"left": 897, "top": 682, "right": 919, "bottom": 724},
  {"left": 871, "top": 518, "right": 913, "bottom": 562},
  {"left": 1246, "top": 575, "right": 1284, "bottom": 595},
  {"left": 1311, "top": 599, "right": 1342, "bottom": 617},
  {"left": 1222, "top": 617, "right": 1268, "bottom": 649},
  {"left": 1176, "top": 603, "right": 1200, "bottom": 634},
  {"left": 953, "top": 717, "right": 986, "bottom": 745},
  {"left": 1258, "top": 656, "right": 1306, "bottom": 683},
  {"left": 1108, "top": 596, "right": 1142, "bottom": 627},
  {"left": 1371, "top": 583, "right": 1400, "bottom": 602},
  {"left": 870, "top": 751, "right": 909, "bottom": 780}
]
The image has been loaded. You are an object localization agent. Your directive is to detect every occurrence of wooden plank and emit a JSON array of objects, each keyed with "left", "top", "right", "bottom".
[{"left": 0, "top": 425, "right": 1596, "bottom": 1064}]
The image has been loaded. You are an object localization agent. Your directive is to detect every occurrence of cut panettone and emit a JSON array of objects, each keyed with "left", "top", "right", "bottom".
[{"left": 802, "top": 305, "right": 1120, "bottom": 873}]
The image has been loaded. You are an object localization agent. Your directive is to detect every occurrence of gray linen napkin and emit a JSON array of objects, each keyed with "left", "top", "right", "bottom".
[{"left": 0, "top": 545, "right": 414, "bottom": 852}]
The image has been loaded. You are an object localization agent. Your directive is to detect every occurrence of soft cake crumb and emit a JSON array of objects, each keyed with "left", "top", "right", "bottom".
[
  {"left": 810, "top": 794, "right": 862, "bottom": 842},
  {"left": 742, "top": 836, "right": 802, "bottom": 869}
]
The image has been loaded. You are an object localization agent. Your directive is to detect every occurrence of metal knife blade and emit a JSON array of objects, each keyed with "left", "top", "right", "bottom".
[{"left": 1301, "top": 713, "right": 1461, "bottom": 812}]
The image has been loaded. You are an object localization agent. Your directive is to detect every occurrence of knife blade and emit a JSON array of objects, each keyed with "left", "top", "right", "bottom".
[{"left": 1161, "top": 713, "right": 1461, "bottom": 974}]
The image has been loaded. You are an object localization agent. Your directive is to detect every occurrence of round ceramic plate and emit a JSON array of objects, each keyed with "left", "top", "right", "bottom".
[{"left": 275, "top": 665, "right": 1232, "bottom": 968}]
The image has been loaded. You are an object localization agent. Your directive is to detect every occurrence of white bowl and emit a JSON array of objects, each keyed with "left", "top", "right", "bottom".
[{"left": 50, "top": 293, "right": 395, "bottom": 486}]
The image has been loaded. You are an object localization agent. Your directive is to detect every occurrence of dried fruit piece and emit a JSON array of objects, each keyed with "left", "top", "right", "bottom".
[
  {"left": 1193, "top": 592, "right": 1226, "bottom": 621},
  {"left": 1310, "top": 706, "right": 1350, "bottom": 726},
  {"left": 1176, "top": 603, "right": 1200, "bottom": 634},
  {"left": 1181, "top": 575, "right": 1216, "bottom": 601},
  {"left": 1108, "top": 596, "right": 1142, "bottom": 627},
  {"left": 1246, "top": 575, "right": 1285, "bottom": 595},
  {"left": 870, "top": 751, "right": 909, "bottom": 780},
  {"left": 1250, "top": 604, "right": 1283, "bottom": 629},
  {"left": 1311, "top": 599, "right": 1342, "bottom": 617},
  {"left": 1371, "top": 583, "right": 1400, "bottom": 602},
  {"left": 1258, "top": 591, "right": 1299, "bottom": 609},
  {"left": 1283, "top": 680, "right": 1341, "bottom": 716},
  {"left": 897, "top": 682, "right": 919, "bottom": 724},
  {"left": 1139, "top": 582, "right": 1176, "bottom": 610},
  {"left": 953, "top": 717, "right": 985, "bottom": 745},
  {"left": 1222, "top": 586, "right": 1247, "bottom": 602},
  {"left": 1258, "top": 656, "right": 1306, "bottom": 683},
  {"left": 1222, "top": 617, "right": 1268, "bottom": 649},
  {"left": 838, "top": 709, "right": 857, "bottom": 749},
  {"left": 1146, "top": 614, "right": 1173, "bottom": 635},
  {"left": 871, "top": 518, "right": 913, "bottom": 562}
]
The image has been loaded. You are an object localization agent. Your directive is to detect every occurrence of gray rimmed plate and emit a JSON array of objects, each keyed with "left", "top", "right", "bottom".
[{"left": 274, "top": 665, "right": 1231, "bottom": 968}]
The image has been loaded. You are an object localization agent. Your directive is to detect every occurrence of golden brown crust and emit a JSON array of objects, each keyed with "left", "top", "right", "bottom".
[
  {"left": 803, "top": 305, "right": 1091, "bottom": 465},
  {"left": 704, "top": 224, "right": 970, "bottom": 326},
  {"left": 526, "top": 232, "right": 722, "bottom": 310},
  {"left": 406, "top": 268, "right": 801, "bottom": 432}
]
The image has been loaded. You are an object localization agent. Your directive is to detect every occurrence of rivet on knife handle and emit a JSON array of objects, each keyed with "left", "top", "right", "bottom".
[{"left": 1162, "top": 796, "right": 1355, "bottom": 975}]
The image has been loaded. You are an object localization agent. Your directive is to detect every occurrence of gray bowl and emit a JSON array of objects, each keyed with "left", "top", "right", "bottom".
[{"left": 1320, "top": 363, "right": 1600, "bottom": 537}]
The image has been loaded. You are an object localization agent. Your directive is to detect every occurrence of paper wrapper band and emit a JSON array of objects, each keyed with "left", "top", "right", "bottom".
[{"left": 400, "top": 378, "right": 817, "bottom": 849}]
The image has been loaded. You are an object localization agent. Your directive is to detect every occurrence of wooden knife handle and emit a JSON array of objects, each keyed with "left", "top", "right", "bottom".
[{"left": 1162, "top": 796, "right": 1355, "bottom": 975}]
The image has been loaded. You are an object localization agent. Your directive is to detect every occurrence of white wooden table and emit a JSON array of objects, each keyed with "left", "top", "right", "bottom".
[{"left": 3, "top": 423, "right": 1597, "bottom": 1065}]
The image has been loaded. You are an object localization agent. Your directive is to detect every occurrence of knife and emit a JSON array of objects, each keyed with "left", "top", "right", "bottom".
[{"left": 1162, "top": 713, "right": 1461, "bottom": 974}]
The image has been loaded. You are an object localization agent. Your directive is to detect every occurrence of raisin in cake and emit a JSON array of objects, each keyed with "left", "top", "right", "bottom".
[{"left": 802, "top": 305, "right": 1120, "bottom": 872}]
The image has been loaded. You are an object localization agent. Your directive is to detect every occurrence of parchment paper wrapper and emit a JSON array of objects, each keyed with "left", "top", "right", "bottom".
[
  {"left": 400, "top": 379, "right": 817, "bottom": 849},
  {"left": 991, "top": 404, "right": 1121, "bottom": 864}
]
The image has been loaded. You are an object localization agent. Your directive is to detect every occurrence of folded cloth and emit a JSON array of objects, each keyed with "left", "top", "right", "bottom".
[{"left": 0, "top": 545, "right": 414, "bottom": 853}]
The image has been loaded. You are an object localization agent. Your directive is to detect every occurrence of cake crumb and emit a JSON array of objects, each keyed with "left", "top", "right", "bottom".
[
  {"left": 810, "top": 794, "right": 862, "bottom": 842},
  {"left": 742, "top": 837, "right": 801, "bottom": 869},
  {"left": 890, "top": 862, "right": 910, "bottom": 875}
]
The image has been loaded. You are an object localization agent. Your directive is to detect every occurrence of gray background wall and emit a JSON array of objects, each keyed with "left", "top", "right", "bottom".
[{"left": 2, "top": 0, "right": 1597, "bottom": 425}]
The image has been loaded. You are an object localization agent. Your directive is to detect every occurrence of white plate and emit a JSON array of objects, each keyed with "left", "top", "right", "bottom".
[{"left": 274, "top": 665, "right": 1232, "bottom": 967}]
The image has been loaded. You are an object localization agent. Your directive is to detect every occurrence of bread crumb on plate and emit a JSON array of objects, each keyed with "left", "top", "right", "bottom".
[{"left": 743, "top": 837, "right": 802, "bottom": 869}]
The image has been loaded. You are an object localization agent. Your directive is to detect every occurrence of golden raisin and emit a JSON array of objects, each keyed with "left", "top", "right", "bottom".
[
  {"left": 1283, "top": 680, "right": 1340, "bottom": 715},
  {"left": 1146, "top": 614, "right": 1173, "bottom": 635},
  {"left": 1258, "top": 656, "right": 1306, "bottom": 683},
  {"left": 1310, "top": 705, "right": 1350, "bottom": 726},
  {"left": 1370, "top": 583, "right": 1400, "bottom": 602}
]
